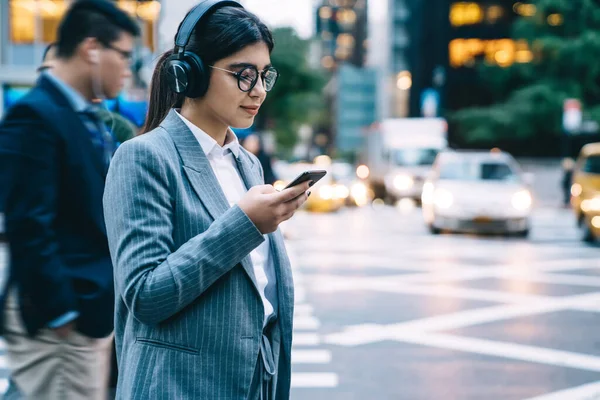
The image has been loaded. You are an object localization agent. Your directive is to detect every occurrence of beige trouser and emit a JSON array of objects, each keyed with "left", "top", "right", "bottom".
[{"left": 3, "top": 292, "right": 113, "bottom": 400}]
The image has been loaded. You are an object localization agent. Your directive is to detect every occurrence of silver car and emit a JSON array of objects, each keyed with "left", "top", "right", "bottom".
[{"left": 422, "top": 150, "right": 533, "bottom": 237}]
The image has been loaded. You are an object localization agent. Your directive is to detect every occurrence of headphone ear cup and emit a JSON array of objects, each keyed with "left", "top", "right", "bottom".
[
  {"left": 164, "top": 53, "right": 195, "bottom": 96},
  {"left": 182, "top": 51, "right": 208, "bottom": 98}
]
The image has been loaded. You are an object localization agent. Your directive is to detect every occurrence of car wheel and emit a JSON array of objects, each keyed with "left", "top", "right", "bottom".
[
  {"left": 514, "top": 229, "right": 529, "bottom": 238},
  {"left": 579, "top": 217, "right": 596, "bottom": 243},
  {"left": 428, "top": 224, "right": 441, "bottom": 235}
]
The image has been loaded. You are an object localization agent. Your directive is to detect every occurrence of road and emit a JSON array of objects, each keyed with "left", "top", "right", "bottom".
[
  {"left": 286, "top": 204, "right": 600, "bottom": 400},
  {"left": 0, "top": 204, "right": 598, "bottom": 399}
]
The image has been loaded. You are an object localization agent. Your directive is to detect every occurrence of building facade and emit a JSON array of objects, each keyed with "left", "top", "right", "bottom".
[
  {"left": 384, "top": 0, "right": 534, "bottom": 119},
  {"left": 315, "top": 0, "right": 377, "bottom": 155},
  {"left": 0, "top": 0, "right": 160, "bottom": 117}
]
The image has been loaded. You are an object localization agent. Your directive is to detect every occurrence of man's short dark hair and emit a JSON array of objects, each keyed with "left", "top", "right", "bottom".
[{"left": 56, "top": 0, "right": 140, "bottom": 59}]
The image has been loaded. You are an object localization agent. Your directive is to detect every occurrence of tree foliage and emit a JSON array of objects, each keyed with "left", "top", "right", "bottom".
[
  {"left": 452, "top": 0, "right": 600, "bottom": 147},
  {"left": 257, "top": 28, "right": 327, "bottom": 150}
]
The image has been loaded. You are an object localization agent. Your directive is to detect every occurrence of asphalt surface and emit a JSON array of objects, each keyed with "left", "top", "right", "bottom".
[
  {"left": 285, "top": 204, "right": 600, "bottom": 400},
  {"left": 0, "top": 202, "right": 598, "bottom": 399}
]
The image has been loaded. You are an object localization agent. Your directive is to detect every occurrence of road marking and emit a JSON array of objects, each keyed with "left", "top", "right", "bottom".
[
  {"left": 291, "top": 373, "right": 339, "bottom": 388},
  {"left": 292, "top": 350, "right": 332, "bottom": 364},
  {"left": 293, "top": 316, "right": 320, "bottom": 331},
  {"left": 293, "top": 333, "right": 320, "bottom": 346},
  {"left": 295, "top": 287, "right": 306, "bottom": 303},
  {"left": 309, "top": 274, "right": 556, "bottom": 304},
  {"left": 325, "top": 292, "right": 600, "bottom": 346},
  {"left": 294, "top": 304, "right": 314, "bottom": 316},
  {"left": 524, "top": 380, "right": 600, "bottom": 400},
  {"left": 391, "top": 332, "right": 600, "bottom": 373}
]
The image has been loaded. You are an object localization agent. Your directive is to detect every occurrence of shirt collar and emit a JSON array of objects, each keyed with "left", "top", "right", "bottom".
[
  {"left": 175, "top": 110, "right": 240, "bottom": 158},
  {"left": 44, "top": 71, "right": 90, "bottom": 113}
]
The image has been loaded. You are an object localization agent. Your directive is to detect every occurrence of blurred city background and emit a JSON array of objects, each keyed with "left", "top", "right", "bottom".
[{"left": 1, "top": 0, "right": 600, "bottom": 399}]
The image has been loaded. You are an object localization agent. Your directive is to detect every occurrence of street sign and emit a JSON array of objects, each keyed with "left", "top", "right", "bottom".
[
  {"left": 563, "top": 98, "right": 582, "bottom": 134},
  {"left": 421, "top": 88, "right": 439, "bottom": 118}
]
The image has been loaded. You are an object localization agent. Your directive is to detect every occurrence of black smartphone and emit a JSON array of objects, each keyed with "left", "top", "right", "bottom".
[{"left": 284, "top": 170, "right": 327, "bottom": 190}]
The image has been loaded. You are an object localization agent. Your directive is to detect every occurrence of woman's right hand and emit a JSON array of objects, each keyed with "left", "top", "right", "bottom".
[{"left": 238, "top": 181, "right": 312, "bottom": 234}]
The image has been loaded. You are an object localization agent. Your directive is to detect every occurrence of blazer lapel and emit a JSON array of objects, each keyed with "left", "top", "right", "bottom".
[
  {"left": 39, "top": 76, "right": 107, "bottom": 179},
  {"left": 162, "top": 110, "right": 229, "bottom": 221},
  {"left": 234, "top": 149, "right": 261, "bottom": 190},
  {"left": 162, "top": 110, "right": 260, "bottom": 292}
]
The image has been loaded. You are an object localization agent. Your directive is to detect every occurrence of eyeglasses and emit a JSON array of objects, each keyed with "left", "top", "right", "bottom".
[
  {"left": 102, "top": 43, "right": 133, "bottom": 64},
  {"left": 209, "top": 65, "right": 279, "bottom": 92}
]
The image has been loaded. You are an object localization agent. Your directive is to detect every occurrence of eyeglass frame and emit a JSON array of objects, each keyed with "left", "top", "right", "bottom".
[
  {"left": 209, "top": 65, "right": 279, "bottom": 93},
  {"left": 100, "top": 42, "right": 134, "bottom": 64}
]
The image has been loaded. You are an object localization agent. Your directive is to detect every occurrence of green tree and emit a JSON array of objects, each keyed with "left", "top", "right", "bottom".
[
  {"left": 452, "top": 0, "right": 600, "bottom": 147},
  {"left": 256, "top": 28, "right": 327, "bottom": 151}
]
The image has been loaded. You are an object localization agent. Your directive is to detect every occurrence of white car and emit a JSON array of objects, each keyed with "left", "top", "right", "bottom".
[{"left": 422, "top": 151, "right": 533, "bottom": 237}]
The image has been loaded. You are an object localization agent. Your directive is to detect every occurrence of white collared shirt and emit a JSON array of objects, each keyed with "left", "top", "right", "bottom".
[{"left": 176, "top": 111, "right": 275, "bottom": 326}]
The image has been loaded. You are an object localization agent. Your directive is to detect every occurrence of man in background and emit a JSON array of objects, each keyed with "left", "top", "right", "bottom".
[
  {"left": 0, "top": 1, "right": 139, "bottom": 398},
  {"left": 40, "top": 42, "right": 138, "bottom": 143}
]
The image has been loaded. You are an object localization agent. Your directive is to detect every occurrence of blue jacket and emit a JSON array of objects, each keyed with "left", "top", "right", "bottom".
[{"left": 0, "top": 74, "right": 114, "bottom": 338}]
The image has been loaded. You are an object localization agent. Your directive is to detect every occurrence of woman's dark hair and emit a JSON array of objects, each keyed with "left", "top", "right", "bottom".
[{"left": 142, "top": 7, "right": 274, "bottom": 134}]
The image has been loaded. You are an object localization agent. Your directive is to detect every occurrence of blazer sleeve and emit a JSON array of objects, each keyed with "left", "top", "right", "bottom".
[
  {"left": 103, "top": 138, "right": 265, "bottom": 325},
  {"left": 2, "top": 106, "right": 79, "bottom": 322}
]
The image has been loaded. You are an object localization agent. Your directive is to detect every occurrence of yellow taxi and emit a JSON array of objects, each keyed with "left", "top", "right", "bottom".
[
  {"left": 571, "top": 143, "right": 600, "bottom": 242},
  {"left": 273, "top": 157, "right": 371, "bottom": 213}
]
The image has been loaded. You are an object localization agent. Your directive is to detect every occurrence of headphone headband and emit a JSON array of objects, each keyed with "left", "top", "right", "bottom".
[
  {"left": 166, "top": 0, "right": 244, "bottom": 98},
  {"left": 174, "top": 0, "right": 243, "bottom": 52}
]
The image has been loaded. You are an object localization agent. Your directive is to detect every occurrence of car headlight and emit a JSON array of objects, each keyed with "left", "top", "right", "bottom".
[
  {"left": 351, "top": 182, "right": 369, "bottom": 206},
  {"left": 434, "top": 188, "right": 454, "bottom": 209},
  {"left": 333, "top": 184, "right": 350, "bottom": 200},
  {"left": 393, "top": 175, "right": 414, "bottom": 191},
  {"left": 512, "top": 190, "right": 532, "bottom": 210},
  {"left": 581, "top": 197, "right": 600, "bottom": 212},
  {"left": 319, "top": 185, "right": 334, "bottom": 200},
  {"left": 571, "top": 183, "right": 582, "bottom": 197}
]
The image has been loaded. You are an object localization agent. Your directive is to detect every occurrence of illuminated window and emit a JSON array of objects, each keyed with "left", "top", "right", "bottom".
[
  {"left": 10, "top": 0, "right": 68, "bottom": 44},
  {"left": 487, "top": 5, "right": 504, "bottom": 23},
  {"left": 337, "top": 33, "right": 355, "bottom": 47},
  {"left": 449, "top": 38, "right": 531, "bottom": 68},
  {"left": 513, "top": 2, "right": 536, "bottom": 17},
  {"left": 9, "top": 0, "right": 159, "bottom": 51},
  {"left": 450, "top": 2, "right": 484, "bottom": 27},
  {"left": 547, "top": 13, "right": 563, "bottom": 26},
  {"left": 319, "top": 6, "right": 333, "bottom": 19}
]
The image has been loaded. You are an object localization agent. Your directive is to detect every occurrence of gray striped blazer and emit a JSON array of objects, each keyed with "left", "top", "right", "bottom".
[{"left": 103, "top": 110, "right": 294, "bottom": 399}]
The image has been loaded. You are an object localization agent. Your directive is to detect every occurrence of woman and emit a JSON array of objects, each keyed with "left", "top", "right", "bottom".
[{"left": 102, "top": 2, "right": 310, "bottom": 399}]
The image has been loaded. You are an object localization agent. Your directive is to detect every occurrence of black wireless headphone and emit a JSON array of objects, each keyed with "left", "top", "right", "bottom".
[{"left": 164, "top": 0, "right": 243, "bottom": 98}]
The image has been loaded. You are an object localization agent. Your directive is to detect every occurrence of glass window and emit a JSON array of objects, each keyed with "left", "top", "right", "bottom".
[
  {"left": 9, "top": 0, "right": 159, "bottom": 51},
  {"left": 439, "top": 160, "right": 518, "bottom": 181},
  {"left": 582, "top": 156, "right": 600, "bottom": 174},
  {"left": 10, "top": 0, "right": 68, "bottom": 44},
  {"left": 392, "top": 148, "right": 439, "bottom": 166}
]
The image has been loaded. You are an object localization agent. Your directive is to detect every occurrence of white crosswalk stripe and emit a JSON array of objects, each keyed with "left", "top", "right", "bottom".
[{"left": 286, "top": 241, "right": 339, "bottom": 392}]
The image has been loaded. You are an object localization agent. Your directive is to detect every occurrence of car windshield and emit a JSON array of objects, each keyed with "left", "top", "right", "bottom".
[
  {"left": 392, "top": 148, "right": 438, "bottom": 166},
  {"left": 439, "top": 160, "right": 519, "bottom": 182},
  {"left": 582, "top": 155, "right": 600, "bottom": 174}
]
